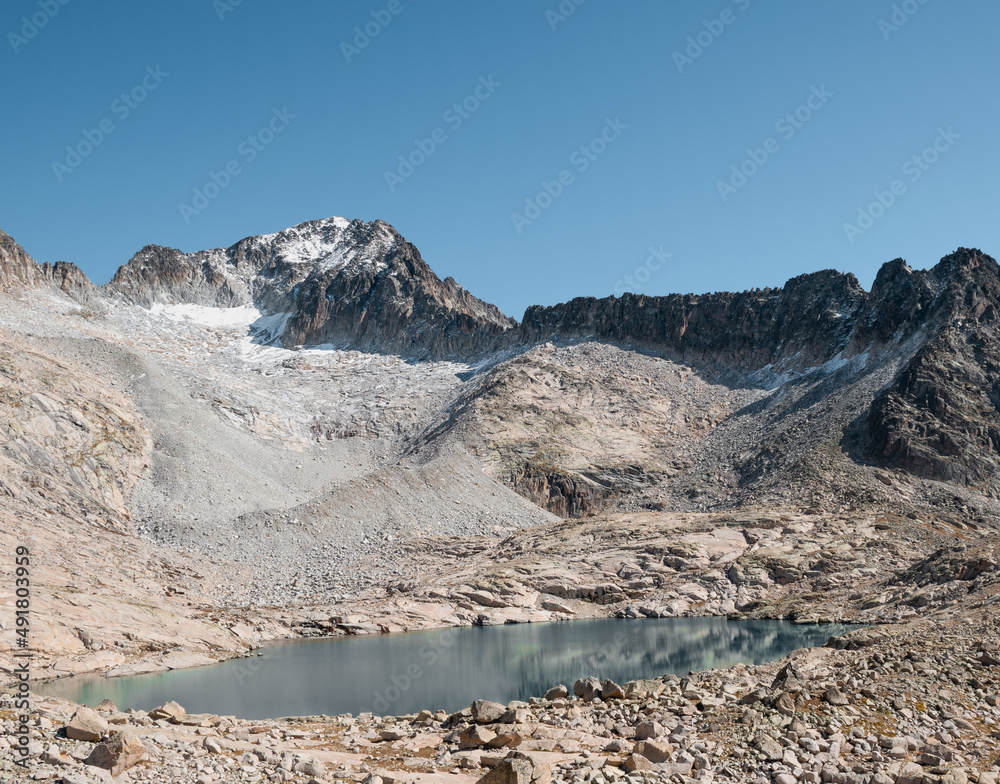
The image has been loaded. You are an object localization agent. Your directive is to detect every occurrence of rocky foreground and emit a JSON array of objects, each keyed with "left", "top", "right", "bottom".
[{"left": 6, "top": 619, "right": 1000, "bottom": 784}]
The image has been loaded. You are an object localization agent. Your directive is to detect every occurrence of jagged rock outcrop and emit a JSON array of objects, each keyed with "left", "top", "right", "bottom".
[
  {"left": 863, "top": 249, "right": 1000, "bottom": 489},
  {"left": 519, "top": 268, "right": 868, "bottom": 374},
  {"left": 107, "top": 217, "right": 516, "bottom": 359},
  {"left": 40, "top": 261, "right": 99, "bottom": 303},
  {"left": 0, "top": 228, "right": 41, "bottom": 289},
  {"left": 1, "top": 227, "right": 98, "bottom": 303}
]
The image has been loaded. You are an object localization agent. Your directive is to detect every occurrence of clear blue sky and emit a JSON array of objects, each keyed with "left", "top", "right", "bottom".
[{"left": 3, "top": 1, "right": 997, "bottom": 319}]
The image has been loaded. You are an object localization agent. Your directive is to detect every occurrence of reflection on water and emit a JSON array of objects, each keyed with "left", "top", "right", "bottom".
[{"left": 36, "top": 618, "right": 855, "bottom": 720}]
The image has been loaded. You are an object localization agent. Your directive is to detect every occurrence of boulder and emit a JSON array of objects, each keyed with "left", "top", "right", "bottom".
[
  {"left": 824, "top": 685, "right": 849, "bottom": 706},
  {"left": 476, "top": 752, "right": 550, "bottom": 784},
  {"left": 65, "top": 707, "right": 108, "bottom": 742},
  {"left": 543, "top": 684, "right": 568, "bottom": 700},
  {"left": 460, "top": 725, "right": 498, "bottom": 749},
  {"left": 623, "top": 679, "right": 664, "bottom": 699},
  {"left": 635, "top": 740, "right": 673, "bottom": 763},
  {"left": 623, "top": 754, "right": 655, "bottom": 773},
  {"left": 774, "top": 691, "right": 797, "bottom": 716},
  {"left": 634, "top": 720, "right": 663, "bottom": 740},
  {"left": 499, "top": 708, "right": 531, "bottom": 724},
  {"left": 471, "top": 699, "right": 507, "bottom": 723},
  {"left": 487, "top": 731, "right": 523, "bottom": 749},
  {"left": 294, "top": 758, "right": 325, "bottom": 776},
  {"left": 149, "top": 700, "right": 186, "bottom": 721},
  {"left": 573, "top": 677, "right": 602, "bottom": 701},
  {"left": 84, "top": 731, "right": 147, "bottom": 776},
  {"left": 753, "top": 734, "right": 783, "bottom": 761},
  {"left": 600, "top": 679, "right": 624, "bottom": 700}
]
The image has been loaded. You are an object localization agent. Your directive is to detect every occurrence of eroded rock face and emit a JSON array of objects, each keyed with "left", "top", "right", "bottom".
[
  {"left": 863, "top": 249, "right": 1000, "bottom": 489},
  {"left": 0, "top": 228, "right": 41, "bottom": 289},
  {"left": 106, "top": 217, "right": 516, "bottom": 359},
  {"left": 519, "top": 267, "right": 868, "bottom": 373}
]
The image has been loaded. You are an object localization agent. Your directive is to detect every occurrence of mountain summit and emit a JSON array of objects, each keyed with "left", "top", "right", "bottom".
[{"left": 107, "top": 217, "right": 516, "bottom": 359}]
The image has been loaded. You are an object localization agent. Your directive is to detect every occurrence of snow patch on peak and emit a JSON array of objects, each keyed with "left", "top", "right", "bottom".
[
  {"left": 267, "top": 217, "right": 396, "bottom": 274},
  {"left": 148, "top": 303, "right": 262, "bottom": 328}
]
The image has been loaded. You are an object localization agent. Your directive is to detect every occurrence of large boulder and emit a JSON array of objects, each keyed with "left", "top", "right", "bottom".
[
  {"left": 84, "top": 731, "right": 147, "bottom": 776},
  {"left": 635, "top": 740, "right": 674, "bottom": 763},
  {"left": 459, "top": 725, "right": 498, "bottom": 749},
  {"left": 600, "top": 679, "right": 624, "bottom": 700},
  {"left": 573, "top": 677, "right": 602, "bottom": 701},
  {"left": 471, "top": 699, "right": 507, "bottom": 723},
  {"left": 476, "top": 752, "right": 550, "bottom": 784},
  {"left": 149, "top": 700, "right": 186, "bottom": 721},
  {"left": 65, "top": 707, "right": 108, "bottom": 742}
]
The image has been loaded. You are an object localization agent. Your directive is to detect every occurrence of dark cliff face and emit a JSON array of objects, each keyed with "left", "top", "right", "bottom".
[
  {"left": 106, "top": 217, "right": 516, "bottom": 359},
  {"left": 863, "top": 249, "right": 1000, "bottom": 489},
  {"left": 519, "top": 268, "right": 869, "bottom": 373},
  {"left": 276, "top": 225, "right": 515, "bottom": 358}
]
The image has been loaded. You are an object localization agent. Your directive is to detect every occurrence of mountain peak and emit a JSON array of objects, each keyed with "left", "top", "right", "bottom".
[
  {"left": 0, "top": 227, "right": 41, "bottom": 289},
  {"left": 105, "top": 216, "right": 514, "bottom": 359}
]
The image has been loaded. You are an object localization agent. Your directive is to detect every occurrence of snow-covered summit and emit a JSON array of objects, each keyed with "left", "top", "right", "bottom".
[{"left": 105, "top": 217, "right": 515, "bottom": 359}]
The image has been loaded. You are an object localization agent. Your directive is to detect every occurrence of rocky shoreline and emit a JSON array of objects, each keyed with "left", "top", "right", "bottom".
[{"left": 5, "top": 618, "right": 1000, "bottom": 784}]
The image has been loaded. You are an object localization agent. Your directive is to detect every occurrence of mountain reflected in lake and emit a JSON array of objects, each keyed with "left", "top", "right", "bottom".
[{"left": 37, "top": 618, "right": 856, "bottom": 720}]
